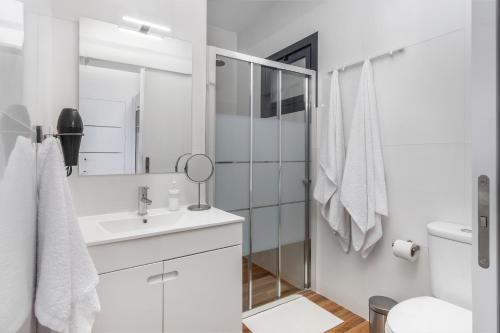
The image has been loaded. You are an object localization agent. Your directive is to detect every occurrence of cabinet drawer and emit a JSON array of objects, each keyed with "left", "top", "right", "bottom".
[{"left": 89, "top": 222, "right": 242, "bottom": 274}]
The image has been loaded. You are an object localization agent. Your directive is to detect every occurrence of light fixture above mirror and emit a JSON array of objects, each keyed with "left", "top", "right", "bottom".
[
  {"left": 122, "top": 16, "right": 171, "bottom": 33},
  {"left": 119, "top": 16, "right": 172, "bottom": 40},
  {"left": 117, "top": 27, "right": 164, "bottom": 40}
]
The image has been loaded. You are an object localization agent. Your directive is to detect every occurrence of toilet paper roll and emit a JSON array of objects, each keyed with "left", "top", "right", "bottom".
[{"left": 392, "top": 240, "right": 418, "bottom": 262}]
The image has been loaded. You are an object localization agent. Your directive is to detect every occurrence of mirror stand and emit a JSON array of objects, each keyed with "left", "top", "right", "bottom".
[
  {"left": 188, "top": 182, "right": 211, "bottom": 211},
  {"left": 184, "top": 154, "right": 214, "bottom": 211}
]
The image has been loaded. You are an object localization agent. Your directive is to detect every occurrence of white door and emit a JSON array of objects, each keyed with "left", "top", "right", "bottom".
[
  {"left": 93, "top": 262, "right": 164, "bottom": 333},
  {"left": 163, "top": 246, "right": 242, "bottom": 333},
  {"left": 471, "top": 0, "right": 498, "bottom": 332}
]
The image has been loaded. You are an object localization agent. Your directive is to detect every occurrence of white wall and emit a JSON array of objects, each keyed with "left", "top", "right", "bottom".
[
  {"left": 238, "top": 0, "right": 470, "bottom": 318},
  {"left": 20, "top": 0, "right": 207, "bottom": 216},
  {"left": 207, "top": 25, "right": 237, "bottom": 50}
]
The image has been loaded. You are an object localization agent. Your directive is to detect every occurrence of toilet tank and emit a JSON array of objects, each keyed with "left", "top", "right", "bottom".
[{"left": 427, "top": 221, "right": 472, "bottom": 310}]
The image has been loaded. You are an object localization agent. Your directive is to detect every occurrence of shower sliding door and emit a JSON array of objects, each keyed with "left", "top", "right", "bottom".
[
  {"left": 280, "top": 70, "right": 310, "bottom": 297},
  {"left": 208, "top": 47, "right": 315, "bottom": 312},
  {"left": 250, "top": 63, "right": 280, "bottom": 309}
]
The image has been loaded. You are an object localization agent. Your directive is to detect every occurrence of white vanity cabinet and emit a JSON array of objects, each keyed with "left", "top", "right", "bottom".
[
  {"left": 93, "top": 262, "right": 164, "bottom": 332},
  {"left": 83, "top": 210, "right": 243, "bottom": 333},
  {"left": 162, "top": 246, "right": 242, "bottom": 332}
]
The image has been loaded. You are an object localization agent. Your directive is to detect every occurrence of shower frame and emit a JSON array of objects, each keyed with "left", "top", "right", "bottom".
[{"left": 206, "top": 46, "right": 316, "bottom": 312}]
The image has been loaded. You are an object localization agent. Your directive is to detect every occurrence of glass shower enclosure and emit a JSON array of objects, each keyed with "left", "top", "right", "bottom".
[{"left": 207, "top": 47, "right": 316, "bottom": 312}]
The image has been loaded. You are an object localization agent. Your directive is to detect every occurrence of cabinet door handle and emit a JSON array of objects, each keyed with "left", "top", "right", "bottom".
[
  {"left": 147, "top": 271, "right": 179, "bottom": 285},
  {"left": 162, "top": 270, "right": 179, "bottom": 282},
  {"left": 147, "top": 273, "right": 164, "bottom": 285}
]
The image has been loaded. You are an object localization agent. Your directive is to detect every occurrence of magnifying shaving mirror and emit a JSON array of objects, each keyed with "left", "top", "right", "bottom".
[{"left": 184, "top": 154, "right": 214, "bottom": 211}]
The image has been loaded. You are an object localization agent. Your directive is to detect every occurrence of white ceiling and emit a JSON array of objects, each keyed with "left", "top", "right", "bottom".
[{"left": 208, "top": 0, "right": 320, "bottom": 33}]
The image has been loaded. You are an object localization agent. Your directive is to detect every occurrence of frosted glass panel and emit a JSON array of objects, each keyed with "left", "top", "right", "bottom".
[
  {"left": 252, "top": 162, "right": 278, "bottom": 207},
  {"left": 215, "top": 114, "right": 250, "bottom": 162},
  {"left": 214, "top": 163, "right": 249, "bottom": 211},
  {"left": 282, "top": 113, "right": 306, "bottom": 161},
  {"left": 280, "top": 70, "right": 307, "bottom": 291},
  {"left": 282, "top": 162, "right": 306, "bottom": 203},
  {"left": 215, "top": 55, "right": 251, "bottom": 213},
  {"left": 215, "top": 55, "right": 254, "bottom": 310},
  {"left": 282, "top": 202, "right": 305, "bottom": 245},
  {"left": 250, "top": 64, "right": 279, "bottom": 307},
  {"left": 253, "top": 117, "right": 278, "bottom": 161}
]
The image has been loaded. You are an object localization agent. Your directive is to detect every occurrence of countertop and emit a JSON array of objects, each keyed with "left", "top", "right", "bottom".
[{"left": 79, "top": 206, "right": 244, "bottom": 247}]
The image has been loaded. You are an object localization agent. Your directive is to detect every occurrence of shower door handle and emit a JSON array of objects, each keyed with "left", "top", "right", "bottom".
[{"left": 478, "top": 175, "right": 490, "bottom": 268}]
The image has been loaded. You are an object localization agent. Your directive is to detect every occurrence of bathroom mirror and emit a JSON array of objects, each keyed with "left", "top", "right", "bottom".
[
  {"left": 77, "top": 17, "right": 193, "bottom": 176},
  {"left": 185, "top": 154, "right": 214, "bottom": 211}
]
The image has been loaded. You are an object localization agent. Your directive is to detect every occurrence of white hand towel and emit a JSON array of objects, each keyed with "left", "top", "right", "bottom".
[
  {"left": 35, "top": 137, "right": 100, "bottom": 333},
  {"left": 313, "top": 70, "right": 349, "bottom": 251},
  {"left": 340, "top": 60, "right": 388, "bottom": 258},
  {"left": 0, "top": 136, "right": 36, "bottom": 332}
]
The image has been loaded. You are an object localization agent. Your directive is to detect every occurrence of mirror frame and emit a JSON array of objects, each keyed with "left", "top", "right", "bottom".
[{"left": 184, "top": 153, "right": 214, "bottom": 183}]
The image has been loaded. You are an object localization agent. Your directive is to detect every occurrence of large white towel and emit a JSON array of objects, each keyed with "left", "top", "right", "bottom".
[
  {"left": 35, "top": 137, "right": 100, "bottom": 333},
  {"left": 313, "top": 70, "right": 349, "bottom": 252},
  {"left": 0, "top": 136, "right": 36, "bottom": 332},
  {"left": 340, "top": 60, "right": 388, "bottom": 258}
]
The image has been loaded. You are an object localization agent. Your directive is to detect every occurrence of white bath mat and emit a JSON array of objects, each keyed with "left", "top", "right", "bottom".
[{"left": 243, "top": 296, "right": 343, "bottom": 333}]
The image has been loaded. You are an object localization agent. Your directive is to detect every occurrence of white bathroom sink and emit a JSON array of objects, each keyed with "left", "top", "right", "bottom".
[
  {"left": 78, "top": 207, "right": 245, "bottom": 246},
  {"left": 99, "top": 212, "right": 185, "bottom": 234}
]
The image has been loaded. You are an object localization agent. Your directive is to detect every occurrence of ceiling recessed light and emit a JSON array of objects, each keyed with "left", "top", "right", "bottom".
[
  {"left": 118, "top": 27, "right": 163, "bottom": 40},
  {"left": 122, "top": 16, "right": 171, "bottom": 33}
]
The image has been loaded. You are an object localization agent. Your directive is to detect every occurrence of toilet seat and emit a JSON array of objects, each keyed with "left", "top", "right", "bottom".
[{"left": 385, "top": 296, "right": 472, "bottom": 333}]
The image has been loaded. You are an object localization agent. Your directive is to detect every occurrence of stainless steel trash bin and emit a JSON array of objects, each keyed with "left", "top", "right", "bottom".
[{"left": 369, "top": 296, "right": 397, "bottom": 333}]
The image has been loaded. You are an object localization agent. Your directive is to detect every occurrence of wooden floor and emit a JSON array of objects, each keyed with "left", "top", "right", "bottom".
[
  {"left": 242, "top": 290, "right": 369, "bottom": 333},
  {"left": 242, "top": 257, "right": 300, "bottom": 310},
  {"left": 241, "top": 257, "right": 368, "bottom": 333}
]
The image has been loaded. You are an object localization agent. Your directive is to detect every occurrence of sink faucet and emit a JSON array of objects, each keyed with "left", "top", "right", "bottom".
[{"left": 138, "top": 186, "right": 152, "bottom": 216}]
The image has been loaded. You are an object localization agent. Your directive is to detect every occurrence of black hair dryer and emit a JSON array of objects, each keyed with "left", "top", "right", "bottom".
[{"left": 57, "top": 108, "right": 83, "bottom": 176}]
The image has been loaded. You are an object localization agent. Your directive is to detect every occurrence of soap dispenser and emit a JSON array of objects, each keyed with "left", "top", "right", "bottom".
[{"left": 168, "top": 180, "right": 180, "bottom": 211}]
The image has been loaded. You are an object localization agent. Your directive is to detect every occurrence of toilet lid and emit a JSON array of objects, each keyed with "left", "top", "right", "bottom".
[{"left": 386, "top": 297, "right": 472, "bottom": 333}]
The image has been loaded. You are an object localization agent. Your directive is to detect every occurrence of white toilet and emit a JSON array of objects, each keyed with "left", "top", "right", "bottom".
[{"left": 385, "top": 222, "right": 473, "bottom": 333}]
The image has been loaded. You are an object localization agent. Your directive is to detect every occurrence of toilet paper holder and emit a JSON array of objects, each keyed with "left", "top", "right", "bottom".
[{"left": 392, "top": 240, "right": 420, "bottom": 256}]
